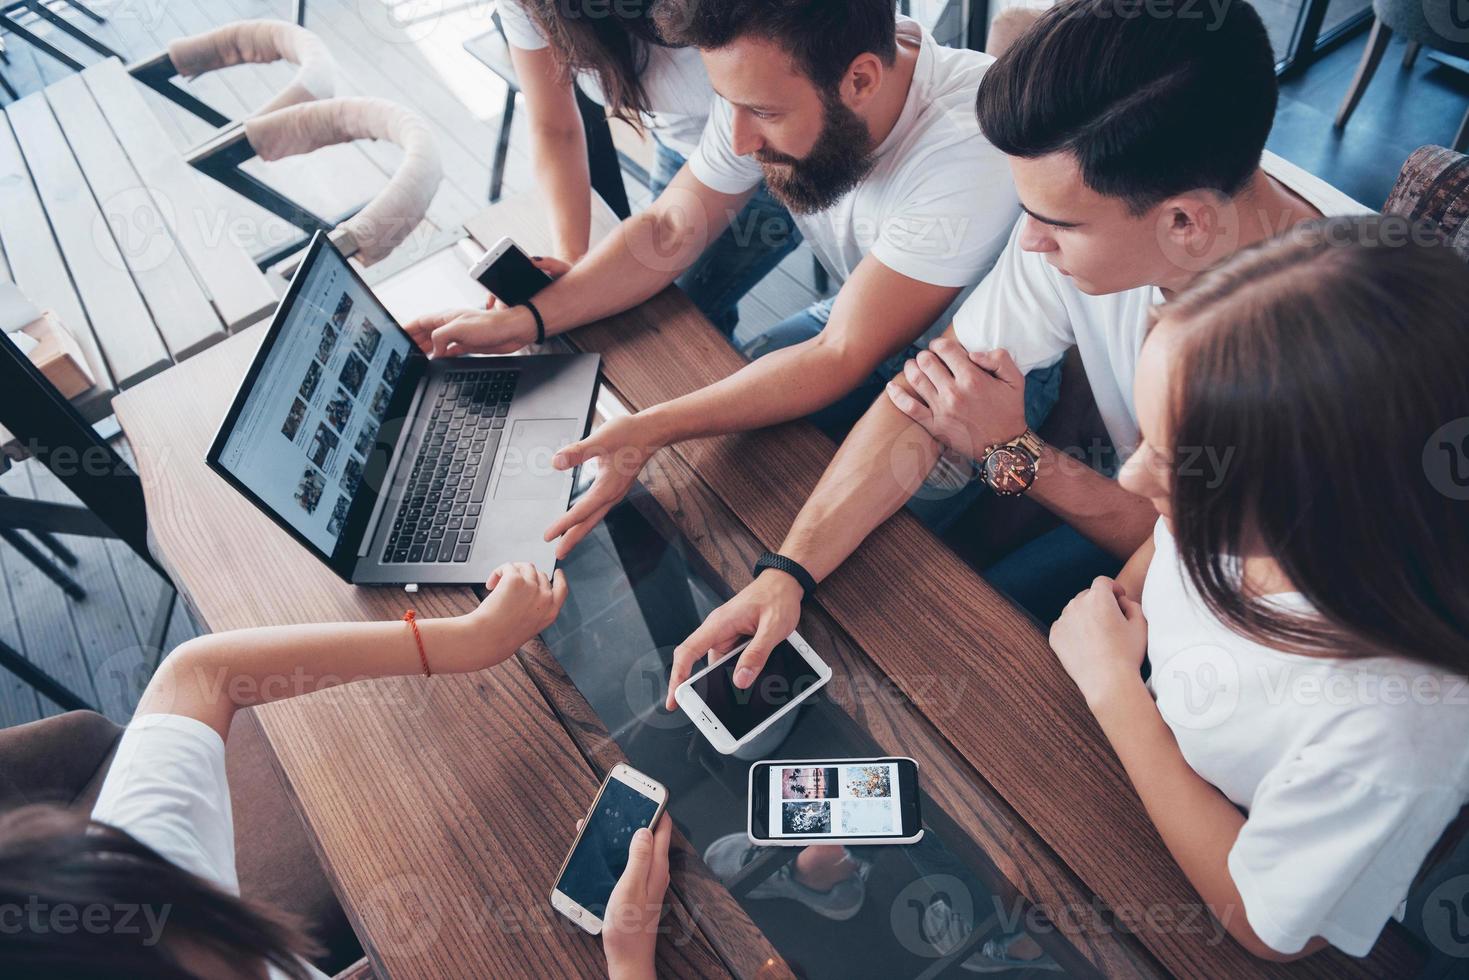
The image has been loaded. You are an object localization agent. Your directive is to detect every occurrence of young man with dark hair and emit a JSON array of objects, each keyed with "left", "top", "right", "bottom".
[
  {"left": 405, "top": 0, "right": 1028, "bottom": 555},
  {"left": 673, "top": 0, "right": 1369, "bottom": 792}
]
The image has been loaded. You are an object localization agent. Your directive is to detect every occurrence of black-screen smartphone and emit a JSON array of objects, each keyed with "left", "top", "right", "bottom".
[{"left": 469, "top": 237, "right": 554, "bottom": 306}]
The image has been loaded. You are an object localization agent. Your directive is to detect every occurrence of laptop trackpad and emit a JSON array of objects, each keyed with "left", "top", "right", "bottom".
[{"left": 493, "top": 418, "right": 580, "bottom": 501}]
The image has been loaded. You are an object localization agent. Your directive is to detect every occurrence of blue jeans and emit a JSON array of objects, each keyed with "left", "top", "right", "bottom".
[
  {"left": 650, "top": 140, "right": 800, "bottom": 336},
  {"left": 740, "top": 296, "right": 1065, "bottom": 532},
  {"left": 986, "top": 525, "right": 1124, "bottom": 626}
]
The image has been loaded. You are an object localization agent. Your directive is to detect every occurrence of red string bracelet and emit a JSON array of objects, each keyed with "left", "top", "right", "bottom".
[{"left": 403, "top": 610, "right": 431, "bottom": 677}]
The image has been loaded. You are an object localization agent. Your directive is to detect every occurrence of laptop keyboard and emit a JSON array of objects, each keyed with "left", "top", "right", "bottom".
[{"left": 382, "top": 368, "right": 520, "bottom": 564}]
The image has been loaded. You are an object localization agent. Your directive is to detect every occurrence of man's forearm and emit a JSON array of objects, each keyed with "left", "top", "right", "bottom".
[
  {"left": 779, "top": 395, "right": 942, "bottom": 582},
  {"left": 639, "top": 336, "right": 886, "bottom": 445},
  {"left": 1031, "top": 445, "right": 1157, "bottom": 559}
]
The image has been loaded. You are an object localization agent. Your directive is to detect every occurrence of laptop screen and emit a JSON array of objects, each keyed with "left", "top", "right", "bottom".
[{"left": 214, "top": 241, "right": 417, "bottom": 558}]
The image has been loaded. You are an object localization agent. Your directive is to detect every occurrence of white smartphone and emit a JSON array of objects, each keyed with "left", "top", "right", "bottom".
[
  {"left": 673, "top": 631, "right": 831, "bottom": 755},
  {"left": 550, "top": 763, "right": 668, "bottom": 935},
  {"left": 468, "top": 236, "right": 554, "bottom": 306},
  {"left": 748, "top": 757, "right": 924, "bottom": 847}
]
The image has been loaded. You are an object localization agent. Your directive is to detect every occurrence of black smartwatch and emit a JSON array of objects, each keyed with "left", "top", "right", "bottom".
[{"left": 753, "top": 551, "right": 817, "bottom": 598}]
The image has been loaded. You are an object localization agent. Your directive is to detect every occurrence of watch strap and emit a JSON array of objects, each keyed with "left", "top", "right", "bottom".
[{"left": 754, "top": 552, "right": 817, "bottom": 598}]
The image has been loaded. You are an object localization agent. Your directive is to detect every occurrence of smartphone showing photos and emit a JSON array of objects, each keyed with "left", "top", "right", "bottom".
[{"left": 747, "top": 757, "right": 923, "bottom": 846}]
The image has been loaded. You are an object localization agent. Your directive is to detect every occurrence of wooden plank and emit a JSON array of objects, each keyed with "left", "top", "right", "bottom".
[
  {"left": 45, "top": 72, "right": 227, "bottom": 362},
  {"left": 5, "top": 92, "right": 170, "bottom": 387},
  {"left": 464, "top": 194, "right": 1422, "bottom": 979},
  {"left": 0, "top": 113, "right": 114, "bottom": 417},
  {"left": 111, "top": 330, "right": 736, "bottom": 979},
  {"left": 82, "top": 59, "right": 276, "bottom": 332}
]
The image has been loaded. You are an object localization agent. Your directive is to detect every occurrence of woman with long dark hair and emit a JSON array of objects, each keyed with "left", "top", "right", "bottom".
[
  {"left": 1049, "top": 216, "right": 1469, "bottom": 960},
  {"left": 0, "top": 565, "right": 672, "bottom": 978},
  {"left": 500, "top": 0, "right": 797, "bottom": 334}
]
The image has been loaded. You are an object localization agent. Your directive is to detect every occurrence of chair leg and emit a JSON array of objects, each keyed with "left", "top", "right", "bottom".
[
  {"left": 1334, "top": 18, "right": 1392, "bottom": 130},
  {"left": 0, "top": 526, "right": 86, "bottom": 600},
  {"left": 1455, "top": 105, "right": 1469, "bottom": 154},
  {"left": 0, "top": 637, "right": 94, "bottom": 712},
  {"left": 58, "top": 0, "right": 105, "bottom": 23},
  {"left": 489, "top": 88, "right": 515, "bottom": 203},
  {"left": 1402, "top": 40, "right": 1421, "bottom": 70},
  {"left": 0, "top": 69, "right": 15, "bottom": 101},
  {"left": 812, "top": 255, "right": 829, "bottom": 295}
]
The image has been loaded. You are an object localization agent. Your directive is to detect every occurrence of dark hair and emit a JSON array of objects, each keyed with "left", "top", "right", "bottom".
[
  {"left": 522, "top": 0, "right": 664, "bottom": 128},
  {"left": 654, "top": 0, "right": 898, "bottom": 91},
  {"left": 975, "top": 0, "right": 1278, "bottom": 214},
  {"left": 1160, "top": 215, "right": 1469, "bottom": 675},
  {"left": 0, "top": 805, "right": 321, "bottom": 979}
]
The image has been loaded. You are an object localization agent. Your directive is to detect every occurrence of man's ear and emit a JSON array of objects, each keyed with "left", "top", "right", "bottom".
[
  {"left": 843, "top": 52, "right": 886, "bottom": 109},
  {"left": 1155, "top": 190, "right": 1241, "bottom": 274}
]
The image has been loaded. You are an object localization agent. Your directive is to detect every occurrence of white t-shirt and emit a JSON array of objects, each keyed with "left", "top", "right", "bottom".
[
  {"left": 1142, "top": 518, "right": 1469, "bottom": 956},
  {"left": 953, "top": 155, "right": 1369, "bottom": 459},
  {"left": 498, "top": 1, "right": 713, "bottom": 157},
  {"left": 688, "top": 17, "right": 1018, "bottom": 293},
  {"left": 91, "top": 714, "right": 329, "bottom": 980}
]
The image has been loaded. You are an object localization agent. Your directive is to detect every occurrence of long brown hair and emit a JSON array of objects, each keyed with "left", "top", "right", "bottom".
[
  {"left": 1160, "top": 215, "right": 1469, "bottom": 673},
  {"left": 0, "top": 805, "right": 320, "bottom": 979},
  {"left": 522, "top": 0, "right": 664, "bottom": 129}
]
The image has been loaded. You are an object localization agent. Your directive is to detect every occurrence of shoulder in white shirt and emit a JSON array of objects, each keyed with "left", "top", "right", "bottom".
[
  {"left": 688, "top": 17, "right": 1018, "bottom": 294},
  {"left": 91, "top": 714, "right": 329, "bottom": 980},
  {"left": 497, "top": 0, "right": 714, "bottom": 157},
  {"left": 1141, "top": 518, "right": 1469, "bottom": 956},
  {"left": 952, "top": 153, "right": 1374, "bottom": 459}
]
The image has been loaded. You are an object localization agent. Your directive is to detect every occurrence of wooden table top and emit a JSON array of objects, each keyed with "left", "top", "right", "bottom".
[{"left": 114, "top": 194, "right": 1420, "bottom": 979}]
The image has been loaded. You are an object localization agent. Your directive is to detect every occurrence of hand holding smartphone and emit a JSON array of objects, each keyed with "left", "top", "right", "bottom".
[
  {"left": 469, "top": 237, "right": 555, "bottom": 307},
  {"left": 551, "top": 764, "right": 668, "bottom": 934},
  {"left": 673, "top": 632, "right": 831, "bottom": 755},
  {"left": 749, "top": 757, "right": 923, "bottom": 846}
]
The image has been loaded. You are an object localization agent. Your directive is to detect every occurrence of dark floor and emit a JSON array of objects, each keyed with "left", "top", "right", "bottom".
[
  {"left": 0, "top": 6, "right": 1464, "bottom": 734},
  {"left": 1270, "top": 31, "right": 1469, "bottom": 207}
]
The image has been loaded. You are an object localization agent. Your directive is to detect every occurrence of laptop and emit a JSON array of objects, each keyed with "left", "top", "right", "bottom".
[{"left": 207, "top": 232, "right": 601, "bottom": 585}]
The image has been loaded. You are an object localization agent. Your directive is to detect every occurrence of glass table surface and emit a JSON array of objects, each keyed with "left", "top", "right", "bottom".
[{"left": 541, "top": 478, "right": 1082, "bottom": 979}]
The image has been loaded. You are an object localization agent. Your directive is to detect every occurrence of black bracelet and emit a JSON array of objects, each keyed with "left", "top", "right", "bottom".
[
  {"left": 522, "top": 299, "right": 546, "bottom": 345},
  {"left": 754, "top": 551, "right": 817, "bottom": 598}
]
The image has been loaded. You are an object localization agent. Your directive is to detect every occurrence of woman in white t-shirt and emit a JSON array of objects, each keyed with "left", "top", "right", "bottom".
[
  {"left": 0, "top": 564, "right": 672, "bottom": 979},
  {"left": 499, "top": 0, "right": 797, "bottom": 335},
  {"left": 1048, "top": 216, "right": 1469, "bottom": 961}
]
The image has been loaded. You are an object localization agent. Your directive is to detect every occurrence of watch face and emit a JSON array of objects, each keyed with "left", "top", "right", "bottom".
[{"left": 984, "top": 446, "right": 1037, "bottom": 496}]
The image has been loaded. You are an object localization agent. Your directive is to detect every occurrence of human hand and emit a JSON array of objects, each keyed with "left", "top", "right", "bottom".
[
  {"left": 665, "top": 570, "right": 803, "bottom": 711},
  {"left": 543, "top": 415, "right": 665, "bottom": 559},
  {"left": 884, "top": 338, "right": 1029, "bottom": 460},
  {"left": 453, "top": 562, "right": 567, "bottom": 669},
  {"left": 600, "top": 814, "right": 672, "bottom": 980},
  {"left": 402, "top": 306, "right": 536, "bottom": 358},
  {"left": 1049, "top": 576, "right": 1149, "bottom": 708}
]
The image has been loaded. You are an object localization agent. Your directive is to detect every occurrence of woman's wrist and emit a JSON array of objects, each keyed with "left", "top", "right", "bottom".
[
  {"left": 1086, "top": 673, "right": 1153, "bottom": 731},
  {"left": 604, "top": 951, "right": 656, "bottom": 980},
  {"left": 635, "top": 402, "right": 685, "bottom": 448}
]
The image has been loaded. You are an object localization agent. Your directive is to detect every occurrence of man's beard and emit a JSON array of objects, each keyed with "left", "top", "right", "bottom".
[{"left": 754, "top": 93, "right": 878, "bottom": 215}]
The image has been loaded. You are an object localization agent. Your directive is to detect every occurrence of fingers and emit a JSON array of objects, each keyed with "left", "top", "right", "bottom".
[
  {"left": 485, "top": 565, "right": 507, "bottom": 591},
  {"left": 1118, "top": 594, "right": 1145, "bottom": 622},
  {"left": 576, "top": 818, "right": 585, "bottom": 833},
  {"left": 551, "top": 436, "right": 595, "bottom": 471},
  {"left": 623, "top": 825, "right": 655, "bottom": 885},
  {"left": 403, "top": 310, "right": 458, "bottom": 353},
  {"left": 731, "top": 617, "right": 785, "bottom": 690},
  {"left": 903, "top": 358, "right": 939, "bottom": 407},
  {"left": 970, "top": 348, "right": 1025, "bottom": 388},
  {"left": 885, "top": 381, "right": 933, "bottom": 424},
  {"left": 430, "top": 314, "right": 480, "bottom": 359},
  {"left": 929, "top": 336, "right": 977, "bottom": 381},
  {"left": 647, "top": 814, "right": 672, "bottom": 895},
  {"left": 544, "top": 470, "right": 617, "bottom": 541},
  {"left": 550, "top": 568, "right": 569, "bottom": 611},
  {"left": 668, "top": 613, "right": 738, "bottom": 711},
  {"left": 530, "top": 255, "right": 572, "bottom": 278}
]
